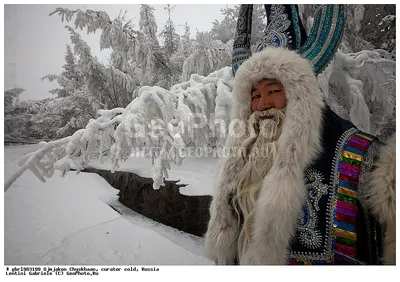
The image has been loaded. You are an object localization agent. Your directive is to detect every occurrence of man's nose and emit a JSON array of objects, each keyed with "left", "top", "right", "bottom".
[{"left": 257, "top": 94, "right": 274, "bottom": 111}]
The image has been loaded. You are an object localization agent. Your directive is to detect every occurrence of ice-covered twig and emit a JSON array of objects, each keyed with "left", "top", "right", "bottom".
[{"left": 5, "top": 137, "right": 71, "bottom": 190}]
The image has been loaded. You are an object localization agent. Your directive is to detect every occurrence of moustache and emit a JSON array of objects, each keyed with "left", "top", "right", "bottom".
[
  {"left": 258, "top": 108, "right": 285, "bottom": 123},
  {"left": 249, "top": 108, "right": 286, "bottom": 134}
]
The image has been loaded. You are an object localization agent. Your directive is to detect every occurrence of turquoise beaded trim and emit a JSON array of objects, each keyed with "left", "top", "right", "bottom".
[
  {"left": 290, "top": 4, "right": 302, "bottom": 51},
  {"left": 299, "top": 4, "right": 345, "bottom": 74}
]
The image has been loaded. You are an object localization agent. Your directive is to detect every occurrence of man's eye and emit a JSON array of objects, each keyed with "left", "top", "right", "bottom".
[
  {"left": 251, "top": 95, "right": 260, "bottom": 101},
  {"left": 269, "top": 89, "right": 281, "bottom": 94}
]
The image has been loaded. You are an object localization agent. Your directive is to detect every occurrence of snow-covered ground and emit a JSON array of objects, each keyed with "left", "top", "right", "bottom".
[{"left": 4, "top": 144, "right": 215, "bottom": 265}]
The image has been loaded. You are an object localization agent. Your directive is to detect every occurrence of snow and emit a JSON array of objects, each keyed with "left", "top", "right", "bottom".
[{"left": 4, "top": 144, "right": 214, "bottom": 265}]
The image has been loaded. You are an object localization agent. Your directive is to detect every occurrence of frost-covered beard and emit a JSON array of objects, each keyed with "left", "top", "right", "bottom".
[
  {"left": 240, "top": 108, "right": 286, "bottom": 186},
  {"left": 232, "top": 107, "right": 286, "bottom": 263}
]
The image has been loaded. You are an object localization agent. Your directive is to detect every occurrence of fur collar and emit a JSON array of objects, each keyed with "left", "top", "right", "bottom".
[{"left": 205, "top": 47, "right": 325, "bottom": 264}]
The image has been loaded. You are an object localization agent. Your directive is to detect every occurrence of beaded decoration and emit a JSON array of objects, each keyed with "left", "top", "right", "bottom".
[
  {"left": 332, "top": 131, "right": 375, "bottom": 264},
  {"left": 298, "top": 169, "right": 329, "bottom": 250},
  {"left": 255, "top": 5, "right": 292, "bottom": 52},
  {"left": 232, "top": 4, "right": 307, "bottom": 76},
  {"left": 299, "top": 4, "right": 345, "bottom": 74},
  {"left": 231, "top": 4, "right": 345, "bottom": 76},
  {"left": 290, "top": 4, "right": 302, "bottom": 51},
  {"left": 288, "top": 129, "right": 376, "bottom": 265},
  {"left": 232, "top": 5, "right": 253, "bottom": 75}
]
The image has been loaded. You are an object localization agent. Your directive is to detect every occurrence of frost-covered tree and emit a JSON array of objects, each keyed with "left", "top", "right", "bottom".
[
  {"left": 5, "top": 98, "right": 61, "bottom": 143},
  {"left": 41, "top": 41, "right": 99, "bottom": 138},
  {"left": 41, "top": 44, "right": 84, "bottom": 98},
  {"left": 187, "top": 4, "right": 267, "bottom": 82},
  {"left": 211, "top": 5, "right": 239, "bottom": 43},
  {"left": 4, "top": 88, "right": 30, "bottom": 143},
  {"left": 158, "top": 5, "right": 182, "bottom": 87},
  {"left": 137, "top": 4, "right": 159, "bottom": 87},
  {"left": 48, "top": 5, "right": 184, "bottom": 108},
  {"left": 137, "top": 4, "right": 173, "bottom": 88},
  {"left": 48, "top": 6, "right": 229, "bottom": 99},
  {"left": 139, "top": 5, "right": 158, "bottom": 45},
  {"left": 342, "top": 4, "right": 375, "bottom": 52},
  {"left": 49, "top": 91, "right": 97, "bottom": 138},
  {"left": 4, "top": 87, "right": 24, "bottom": 114},
  {"left": 66, "top": 25, "right": 133, "bottom": 109},
  {"left": 249, "top": 4, "right": 268, "bottom": 47},
  {"left": 318, "top": 49, "right": 395, "bottom": 142},
  {"left": 50, "top": 7, "right": 139, "bottom": 107},
  {"left": 167, "top": 22, "right": 193, "bottom": 88},
  {"left": 211, "top": 4, "right": 266, "bottom": 46},
  {"left": 62, "top": 45, "right": 82, "bottom": 87},
  {"left": 359, "top": 5, "right": 396, "bottom": 52},
  {"left": 179, "top": 22, "right": 194, "bottom": 58},
  {"left": 4, "top": 66, "right": 235, "bottom": 189},
  {"left": 161, "top": 5, "right": 180, "bottom": 56},
  {"left": 181, "top": 31, "right": 232, "bottom": 81}
]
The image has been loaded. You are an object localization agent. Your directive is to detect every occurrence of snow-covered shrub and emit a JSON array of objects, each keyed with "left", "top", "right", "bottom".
[{"left": 318, "top": 49, "right": 395, "bottom": 142}]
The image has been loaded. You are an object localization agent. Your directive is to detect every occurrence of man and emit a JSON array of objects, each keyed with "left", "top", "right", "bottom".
[{"left": 204, "top": 47, "right": 396, "bottom": 265}]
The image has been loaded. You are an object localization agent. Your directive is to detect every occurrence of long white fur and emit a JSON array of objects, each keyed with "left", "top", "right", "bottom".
[
  {"left": 366, "top": 134, "right": 396, "bottom": 264},
  {"left": 205, "top": 47, "right": 324, "bottom": 264},
  {"left": 204, "top": 150, "right": 242, "bottom": 264}
]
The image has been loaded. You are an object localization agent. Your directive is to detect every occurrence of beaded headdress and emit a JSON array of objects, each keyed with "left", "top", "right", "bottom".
[{"left": 232, "top": 4, "right": 345, "bottom": 75}]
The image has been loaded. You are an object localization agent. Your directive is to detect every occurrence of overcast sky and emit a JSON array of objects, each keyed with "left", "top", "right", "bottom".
[{"left": 4, "top": 4, "right": 229, "bottom": 101}]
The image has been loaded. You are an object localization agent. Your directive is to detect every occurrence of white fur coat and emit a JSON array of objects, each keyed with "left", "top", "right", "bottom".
[{"left": 204, "top": 47, "right": 396, "bottom": 265}]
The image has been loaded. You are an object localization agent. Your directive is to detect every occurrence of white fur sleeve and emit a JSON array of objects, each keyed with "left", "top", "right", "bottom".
[
  {"left": 204, "top": 151, "right": 241, "bottom": 264},
  {"left": 366, "top": 134, "right": 396, "bottom": 264}
]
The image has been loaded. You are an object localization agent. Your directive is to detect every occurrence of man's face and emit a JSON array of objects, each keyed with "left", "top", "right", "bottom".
[{"left": 250, "top": 79, "right": 287, "bottom": 112}]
